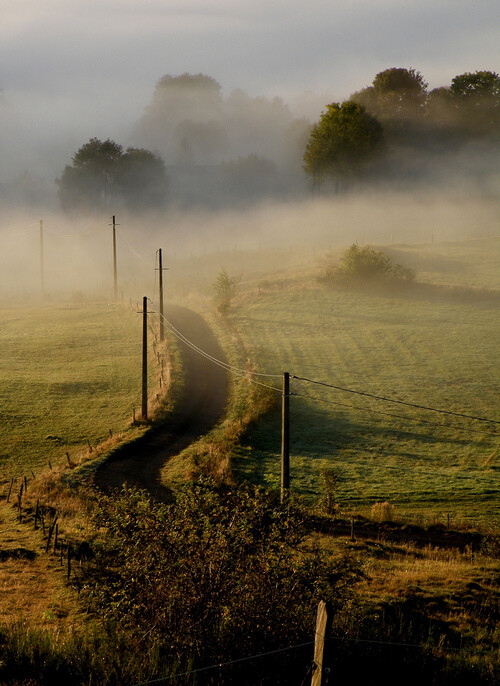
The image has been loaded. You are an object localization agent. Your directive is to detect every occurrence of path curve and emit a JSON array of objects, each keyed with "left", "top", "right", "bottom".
[{"left": 93, "top": 305, "right": 229, "bottom": 499}]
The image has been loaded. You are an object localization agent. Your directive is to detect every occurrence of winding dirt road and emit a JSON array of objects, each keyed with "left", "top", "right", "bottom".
[{"left": 93, "top": 305, "right": 229, "bottom": 499}]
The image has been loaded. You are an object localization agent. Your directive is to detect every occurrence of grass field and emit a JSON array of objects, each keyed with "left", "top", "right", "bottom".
[
  {"left": 227, "top": 240, "right": 500, "bottom": 523},
  {"left": 0, "top": 302, "right": 148, "bottom": 478},
  {"left": 1, "top": 239, "right": 499, "bottom": 523}
]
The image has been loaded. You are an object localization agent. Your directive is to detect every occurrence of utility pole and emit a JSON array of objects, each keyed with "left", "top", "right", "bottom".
[
  {"left": 281, "top": 371, "right": 290, "bottom": 503},
  {"left": 157, "top": 248, "right": 169, "bottom": 341},
  {"left": 111, "top": 215, "right": 118, "bottom": 301},
  {"left": 142, "top": 296, "right": 148, "bottom": 421},
  {"left": 39, "top": 219, "right": 44, "bottom": 295}
]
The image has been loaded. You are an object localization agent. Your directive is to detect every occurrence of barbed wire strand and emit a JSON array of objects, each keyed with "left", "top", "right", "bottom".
[
  {"left": 152, "top": 314, "right": 498, "bottom": 435},
  {"left": 293, "top": 375, "right": 500, "bottom": 426},
  {"left": 292, "top": 391, "right": 499, "bottom": 439},
  {"left": 130, "top": 632, "right": 493, "bottom": 686}
]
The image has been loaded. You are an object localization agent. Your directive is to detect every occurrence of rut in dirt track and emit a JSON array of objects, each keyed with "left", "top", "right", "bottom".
[{"left": 93, "top": 305, "right": 229, "bottom": 500}]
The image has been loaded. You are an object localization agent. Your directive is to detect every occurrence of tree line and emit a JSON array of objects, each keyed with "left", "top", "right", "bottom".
[
  {"left": 57, "top": 68, "right": 500, "bottom": 210},
  {"left": 304, "top": 67, "right": 500, "bottom": 188}
]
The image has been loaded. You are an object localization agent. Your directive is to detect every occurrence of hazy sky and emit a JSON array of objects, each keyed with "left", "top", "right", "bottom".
[{"left": 1, "top": 0, "right": 499, "bottom": 177}]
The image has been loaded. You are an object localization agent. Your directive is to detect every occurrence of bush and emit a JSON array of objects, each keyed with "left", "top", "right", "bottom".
[
  {"left": 323, "top": 244, "right": 415, "bottom": 287},
  {"left": 81, "top": 480, "right": 362, "bottom": 679},
  {"left": 371, "top": 501, "right": 395, "bottom": 522}
]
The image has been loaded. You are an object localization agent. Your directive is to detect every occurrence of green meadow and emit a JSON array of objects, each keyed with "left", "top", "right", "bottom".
[
  {"left": 0, "top": 303, "right": 145, "bottom": 477},
  {"left": 230, "top": 240, "right": 500, "bottom": 523}
]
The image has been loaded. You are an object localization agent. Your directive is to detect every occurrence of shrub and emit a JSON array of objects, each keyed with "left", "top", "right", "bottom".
[
  {"left": 371, "top": 501, "right": 395, "bottom": 522},
  {"left": 324, "top": 244, "right": 415, "bottom": 287},
  {"left": 81, "top": 480, "right": 362, "bottom": 678},
  {"left": 319, "top": 465, "right": 341, "bottom": 515}
]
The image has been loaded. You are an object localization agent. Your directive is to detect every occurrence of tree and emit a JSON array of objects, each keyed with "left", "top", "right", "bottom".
[
  {"left": 135, "top": 73, "right": 226, "bottom": 164},
  {"left": 117, "top": 147, "right": 167, "bottom": 208},
  {"left": 57, "top": 138, "right": 167, "bottom": 211},
  {"left": 450, "top": 70, "right": 500, "bottom": 102},
  {"left": 352, "top": 68, "right": 428, "bottom": 121},
  {"left": 449, "top": 70, "right": 500, "bottom": 135},
  {"left": 303, "top": 101, "right": 383, "bottom": 187},
  {"left": 213, "top": 268, "right": 240, "bottom": 314},
  {"left": 372, "top": 67, "right": 428, "bottom": 118}
]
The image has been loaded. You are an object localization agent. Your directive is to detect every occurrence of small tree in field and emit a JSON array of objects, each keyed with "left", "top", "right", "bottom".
[{"left": 213, "top": 268, "right": 240, "bottom": 314}]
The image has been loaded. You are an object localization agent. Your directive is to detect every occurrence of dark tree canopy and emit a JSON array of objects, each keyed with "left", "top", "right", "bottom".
[
  {"left": 449, "top": 71, "right": 500, "bottom": 135},
  {"left": 450, "top": 70, "right": 500, "bottom": 102},
  {"left": 372, "top": 67, "right": 428, "bottom": 117},
  {"left": 57, "top": 138, "right": 167, "bottom": 211},
  {"left": 352, "top": 67, "right": 428, "bottom": 120},
  {"left": 303, "top": 101, "right": 384, "bottom": 186}
]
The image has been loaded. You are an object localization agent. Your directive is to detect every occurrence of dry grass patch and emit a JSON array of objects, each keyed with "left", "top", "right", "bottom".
[{"left": 0, "top": 498, "right": 83, "bottom": 633}]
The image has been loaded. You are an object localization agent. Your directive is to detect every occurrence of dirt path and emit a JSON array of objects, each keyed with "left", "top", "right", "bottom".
[{"left": 93, "top": 305, "right": 229, "bottom": 499}]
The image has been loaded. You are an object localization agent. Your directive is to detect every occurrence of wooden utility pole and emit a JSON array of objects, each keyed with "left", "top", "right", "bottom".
[
  {"left": 39, "top": 219, "right": 44, "bottom": 295},
  {"left": 281, "top": 371, "right": 290, "bottom": 503},
  {"left": 142, "top": 296, "right": 148, "bottom": 421},
  {"left": 311, "top": 601, "right": 332, "bottom": 686},
  {"left": 158, "top": 248, "right": 164, "bottom": 341},
  {"left": 111, "top": 215, "right": 118, "bottom": 301}
]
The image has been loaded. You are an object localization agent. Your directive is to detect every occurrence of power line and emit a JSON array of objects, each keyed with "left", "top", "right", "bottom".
[
  {"left": 150, "top": 313, "right": 498, "bottom": 434},
  {"left": 42, "top": 225, "right": 101, "bottom": 238},
  {"left": 293, "top": 376, "right": 500, "bottom": 426},
  {"left": 157, "top": 310, "right": 282, "bottom": 385},
  {"left": 292, "top": 392, "right": 499, "bottom": 438},
  {"left": 119, "top": 231, "right": 156, "bottom": 266}
]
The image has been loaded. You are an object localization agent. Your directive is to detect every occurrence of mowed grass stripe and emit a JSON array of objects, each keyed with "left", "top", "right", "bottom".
[{"left": 233, "top": 286, "right": 499, "bottom": 521}]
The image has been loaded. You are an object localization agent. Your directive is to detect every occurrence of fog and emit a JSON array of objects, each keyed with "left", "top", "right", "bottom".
[
  {"left": 1, "top": 187, "right": 498, "bottom": 305},
  {"left": 2, "top": 70, "right": 500, "bottom": 210},
  {"left": 1, "top": 62, "right": 499, "bottom": 304}
]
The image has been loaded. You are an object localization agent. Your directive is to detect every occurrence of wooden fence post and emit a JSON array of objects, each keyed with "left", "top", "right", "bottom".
[
  {"left": 7, "top": 478, "right": 13, "bottom": 502},
  {"left": 311, "top": 601, "right": 332, "bottom": 686},
  {"left": 46, "top": 516, "right": 58, "bottom": 553}
]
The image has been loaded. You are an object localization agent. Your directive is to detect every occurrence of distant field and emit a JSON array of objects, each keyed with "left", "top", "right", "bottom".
[
  {"left": 230, "top": 240, "right": 500, "bottom": 523},
  {"left": 0, "top": 303, "right": 146, "bottom": 477}
]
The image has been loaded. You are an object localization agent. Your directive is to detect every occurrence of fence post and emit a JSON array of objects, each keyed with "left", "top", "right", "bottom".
[
  {"left": 7, "top": 478, "right": 13, "bottom": 502},
  {"left": 281, "top": 371, "right": 290, "bottom": 503},
  {"left": 46, "top": 516, "right": 58, "bottom": 553},
  {"left": 311, "top": 600, "right": 332, "bottom": 686}
]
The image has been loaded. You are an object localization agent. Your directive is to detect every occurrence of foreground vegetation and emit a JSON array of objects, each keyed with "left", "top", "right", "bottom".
[{"left": 0, "top": 479, "right": 497, "bottom": 685}]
